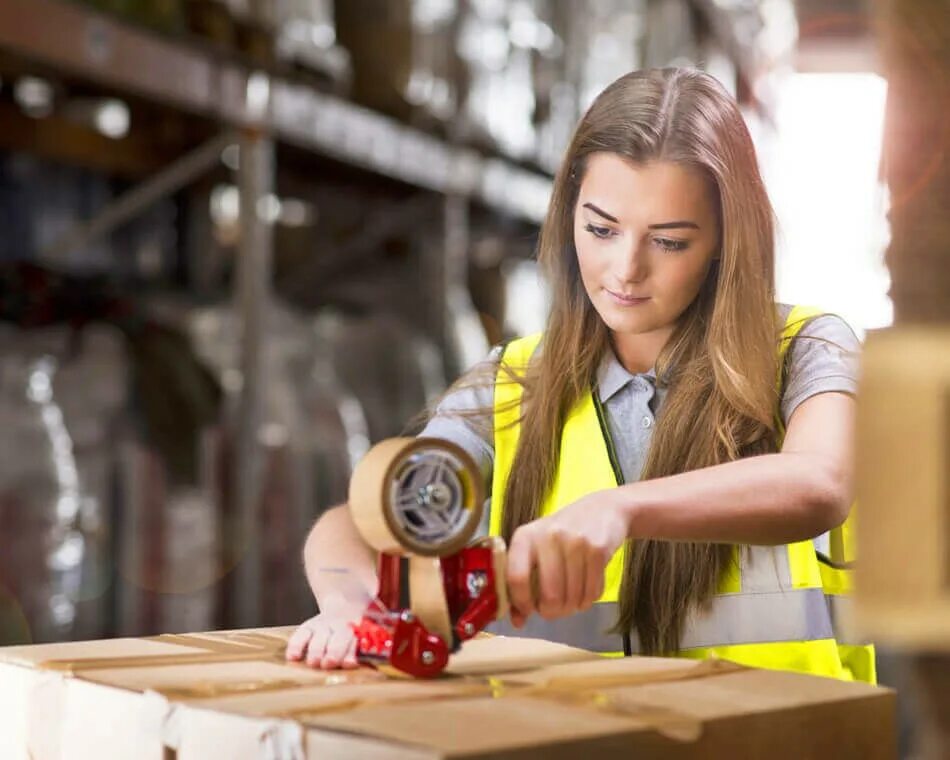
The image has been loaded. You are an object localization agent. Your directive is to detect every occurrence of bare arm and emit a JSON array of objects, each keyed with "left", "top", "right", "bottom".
[
  {"left": 506, "top": 392, "right": 855, "bottom": 622},
  {"left": 286, "top": 504, "right": 377, "bottom": 667},
  {"left": 302, "top": 503, "right": 378, "bottom": 612},
  {"left": 617, "top": 391, "right": 854, "bottom": 545}
]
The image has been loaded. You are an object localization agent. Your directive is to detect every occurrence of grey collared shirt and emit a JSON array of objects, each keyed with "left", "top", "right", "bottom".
[{"left": 419, "top": 304, "right": 861, "bottom": 501}]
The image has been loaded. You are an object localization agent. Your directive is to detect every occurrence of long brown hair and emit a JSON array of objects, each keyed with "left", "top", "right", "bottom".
[{"left": 500, "top": 68, "right": 780, "bottom": 655}]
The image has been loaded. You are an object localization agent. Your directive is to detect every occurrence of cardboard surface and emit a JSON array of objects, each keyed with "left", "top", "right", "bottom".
[
  {"left": 0, "top": 627, "right": 897, "bottom": 759},
  {"left": 856, "top": 327, "right": 950, "bottom": 649}
]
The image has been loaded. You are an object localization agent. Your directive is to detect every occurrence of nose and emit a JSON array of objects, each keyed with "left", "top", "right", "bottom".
[{"left": 616, "top": 239, "right": 649, "bottom": 284}]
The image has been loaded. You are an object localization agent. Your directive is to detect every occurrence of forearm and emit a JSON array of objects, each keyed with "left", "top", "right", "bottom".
[
  {"left": 618, "top": 451, "right": 851, "bottom": 545},
  {"left": 303, "top": 504, "right": 378, "bottom": 612}
]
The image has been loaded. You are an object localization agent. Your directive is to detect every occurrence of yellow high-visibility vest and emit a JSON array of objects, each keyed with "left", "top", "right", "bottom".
[{"left": 488, "top": 305, "right": 875, "bottom": 683}]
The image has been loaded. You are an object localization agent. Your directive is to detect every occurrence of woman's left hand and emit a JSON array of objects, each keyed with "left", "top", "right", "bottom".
[{"left": 505, "top": 489, "right": 630, "bottom": 627}]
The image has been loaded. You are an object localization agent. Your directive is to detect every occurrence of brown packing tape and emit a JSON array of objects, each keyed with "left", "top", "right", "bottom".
[
  {"left": 348, "top": 437, "right": 485, "bottom": 557},
  {"left": 30, "top": 629, "right": 387, "bottom": 702},
  {"left": 38, "top": 650, "right": 288, "bottom": 673},
  {"left": 151, "top": 632, "right": 292, "bottom": 654},
  {"left": 408, "top": 556, "right": 454, "bottom": 645},
  {"left": 38, "top": 634, "right": 286, "bottom": 673},
  {"left": 272, "top": 657, "right": 743, "bottom": 744},
  {"left": 155, "top": 669, "right": 386, "bottom": 700},
  {"left": 38, "top": 630, "right": 296, "bottom": 673},
  {"left": 26, "top": 624, "right": 743, "bottom": 751},
  {"left": 149, "top": 634, "right": 274, "bottom": 655},
  {"left": 517, "top": 656, "right": 743, "bottom": 695}
]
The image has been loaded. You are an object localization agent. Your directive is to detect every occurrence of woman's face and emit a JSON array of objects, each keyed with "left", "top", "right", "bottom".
[{"left": 573, "top": 153, "right": 721, "bottom": 345}]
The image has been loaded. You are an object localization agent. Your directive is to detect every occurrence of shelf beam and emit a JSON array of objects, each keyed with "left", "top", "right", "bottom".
[{"left": 0, "top": 0, "right": 552, "bottom": 223}]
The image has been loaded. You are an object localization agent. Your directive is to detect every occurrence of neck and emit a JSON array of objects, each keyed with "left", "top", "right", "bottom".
[{"left": 610, "top": 324, "right": 676, "bottom": 374}]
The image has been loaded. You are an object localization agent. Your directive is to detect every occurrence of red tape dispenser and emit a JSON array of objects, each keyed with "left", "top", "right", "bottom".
[{"left": 347, "top": 438, "right": 508, "bottom": 678}]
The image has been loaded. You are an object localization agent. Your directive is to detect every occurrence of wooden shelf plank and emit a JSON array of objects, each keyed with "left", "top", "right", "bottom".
[{"left": 0, "top": 0, "right": 552, "bottom": 222}]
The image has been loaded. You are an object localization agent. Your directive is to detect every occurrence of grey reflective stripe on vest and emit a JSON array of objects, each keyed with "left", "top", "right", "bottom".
[
  {"left": 679, "top": 587, "right": 833, "bottom": 650},
  {"left": 486, "top": 603, "right": 622, "bottom": 653},
  {"left": 825, "top": 593, "right": 872, "bottom": 646},
  {"left": 486, "top": 586, "right": 834, "bottom": 653}
]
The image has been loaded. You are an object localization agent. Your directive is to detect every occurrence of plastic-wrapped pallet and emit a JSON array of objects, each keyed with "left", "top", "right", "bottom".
[
  {"left": 313, "top": 310, "right": 447, "bottom": 444},
  {"left": 0, "top": 324, "right": 126, "bottom": 645},
  {"left": 114, "top": 433, "right": 222, "bottom": 637},
  {"left": 188, "top": 303, "right": 356, "bottom": 626},
  {"left": 273, "top": 0, "right": 351, "bottom": 83}
]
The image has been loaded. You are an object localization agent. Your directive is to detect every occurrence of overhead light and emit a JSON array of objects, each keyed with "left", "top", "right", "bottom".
[
  {"left": 211, "top": 184, "right": 240, "bottom": 226},
  {"left": 212, "top": 184, "right": 314, "bottom": 230},
  {"left": 15, "top": 76, "right": 54, "bottom": 118},
  {"left": 245, "top": 72, "right": 270, "bottom": 120},
  {"left": 278, "top": 198, "right": 315, "bottom": 227},
  {"left": 221, "top": 144, "right": 241, "bottom": 171},
  {"left": 93, "top": 99, "right": 130, "bottom": 139},
  {"left": 257, "top": 193, "right": 282, "bottom": 224},
  {"left": 310, "top": 22, "right": 335, "bottom": 48}
]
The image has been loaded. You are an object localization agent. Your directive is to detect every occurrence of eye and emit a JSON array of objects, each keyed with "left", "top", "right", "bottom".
[
  {"left": 584, "top": 223, "right": 614, "bottom": 240},
  {"left": 654, "top": 237, "right": 689, "bottom": 252}
]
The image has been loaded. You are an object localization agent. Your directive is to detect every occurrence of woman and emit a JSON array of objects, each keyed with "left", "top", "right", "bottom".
[{"left": 286, "top": 67, "right": 873, "bottom": 682}]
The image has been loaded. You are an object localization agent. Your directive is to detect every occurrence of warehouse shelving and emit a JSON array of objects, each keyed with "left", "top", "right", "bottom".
[
  {"left": 0, "top": 0, "right": 559, "bottom": 628},
  {"left": 0, "top": 0, "right": 761, "bottom": 631},
  {"left": 0, "top": 0, "right": 552, "bottom": 223}
]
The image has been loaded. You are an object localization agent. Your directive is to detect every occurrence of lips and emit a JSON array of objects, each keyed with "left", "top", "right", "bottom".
[{"left": 605, "top": 289, "right": 650, "bottom": 304}]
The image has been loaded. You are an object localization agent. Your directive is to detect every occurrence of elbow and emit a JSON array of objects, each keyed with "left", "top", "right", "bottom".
[
  {"left": 807, "top": 460, "right": 852, "bottom": 535},
  {"left": 303, "top": 504, "right": 345, "bottom": 562}
]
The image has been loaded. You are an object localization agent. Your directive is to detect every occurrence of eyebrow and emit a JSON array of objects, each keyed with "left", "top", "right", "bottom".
[
  {"left": 582, "top": 203, "right": 699, "bottom": 230},
  {"left": 582, "top": 203, "right": 619, "bottom": 223},
  {"left": 648, "top": 220, "right": 700, "bottom": 230}
]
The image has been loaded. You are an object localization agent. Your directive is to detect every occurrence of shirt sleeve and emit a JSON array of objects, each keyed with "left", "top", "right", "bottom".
[
  {"left": 781, "top": 314, "right": 861, "bottom": 427},
  {"left": 417, "top": 345, "right": 500, "bottom": 491}
]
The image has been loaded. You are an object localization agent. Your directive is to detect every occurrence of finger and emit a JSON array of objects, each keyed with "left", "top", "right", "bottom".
[
  {"left": 304, "top": 625, "right": 331, "bottom": 667},
  {"left": 507, "top": 528, "right": 538, "bottom": 620},
  {"left": 510, "top": 607, "right": 526, "bottom": 629},
  {"left": 341, "top": 637, "right": 359, "bottom": 669},
  {"left": 563, "top": 540, "right": 586, "bottom": 613},
  {"left": 285, "top": 624, "right": 314, "bottom": 660},
  {"left": 321, "top": 627, "right": 354, "bottom": 669},
  {"left": 536, "top": 535, "right": 566, "bottom": 619},
  {"left": 583, "top": 548, "right": 605, "bottom": 609}
]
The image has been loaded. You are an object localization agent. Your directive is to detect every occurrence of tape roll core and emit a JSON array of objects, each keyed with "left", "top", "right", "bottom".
[{"left": 349, "top": 437, "right": 485, "bottom": 557}]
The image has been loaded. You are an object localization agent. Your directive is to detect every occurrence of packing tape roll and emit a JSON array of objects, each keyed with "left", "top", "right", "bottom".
[
  {"left": 408, "top": 556, "right": 454, "bottom": 644},
  {"left": 348, "top": 437, "right": 485, "bottom": 557}
]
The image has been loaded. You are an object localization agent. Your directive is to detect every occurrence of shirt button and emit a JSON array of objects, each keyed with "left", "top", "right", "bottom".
[{"left": 641, "top": 416, "right": 653, "bottom": 429}]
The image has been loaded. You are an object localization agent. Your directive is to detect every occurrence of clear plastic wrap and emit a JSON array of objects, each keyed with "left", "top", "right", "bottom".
[
  {"left": 312, "top": 310, "right": 447, "bottom": 444},
  {"left": 0, "top": 325, "right": 126, "bottom": 644},
  {"left": 188, "top": 303, "right": 354, "bottom": 626}
]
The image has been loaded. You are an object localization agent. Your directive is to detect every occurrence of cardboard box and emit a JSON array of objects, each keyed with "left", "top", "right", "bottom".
[
  {"left": 0, "top": 627, "right": 896, "bottom": 759},
  {"left": 856, "top": 327, "right": 950, "bottom": 648}
]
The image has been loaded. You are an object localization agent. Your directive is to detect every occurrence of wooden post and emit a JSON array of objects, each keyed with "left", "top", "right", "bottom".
[{"left": 871, "top": 1, "right": 950, "bottom": 756}]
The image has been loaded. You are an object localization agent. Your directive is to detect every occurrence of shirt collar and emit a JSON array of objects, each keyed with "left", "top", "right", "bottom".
[{"left": 596, "top": 348, "right": 657, "bottom": 403}]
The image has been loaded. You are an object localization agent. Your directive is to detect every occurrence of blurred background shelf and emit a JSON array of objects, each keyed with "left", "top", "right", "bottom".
[
  {"left": 0, "top": 0, "right": 885, "bottom": 647},
  {"left": 0, "top": 0, "right": 552, "bottom": 222}
]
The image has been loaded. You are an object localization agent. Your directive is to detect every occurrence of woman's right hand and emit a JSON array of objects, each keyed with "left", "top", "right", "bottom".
[{"left": 285, "top": 605, "right": 363, "bottom": 669}]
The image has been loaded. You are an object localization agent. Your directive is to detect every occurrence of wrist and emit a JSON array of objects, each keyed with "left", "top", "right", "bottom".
[
  {"left": 317, "top": 590, "right": 370, "bottom": 617},
  {"left": 610, "top": 484, "right": 642, "bottom": 538}
]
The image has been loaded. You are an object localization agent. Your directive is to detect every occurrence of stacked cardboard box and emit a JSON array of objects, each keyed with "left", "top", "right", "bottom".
[
  {"left": 855, "top": 328, "right": 950, "bottom": 648},
  {"left": 0, "top": 626, "right": 896, "bottom": 758}
]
